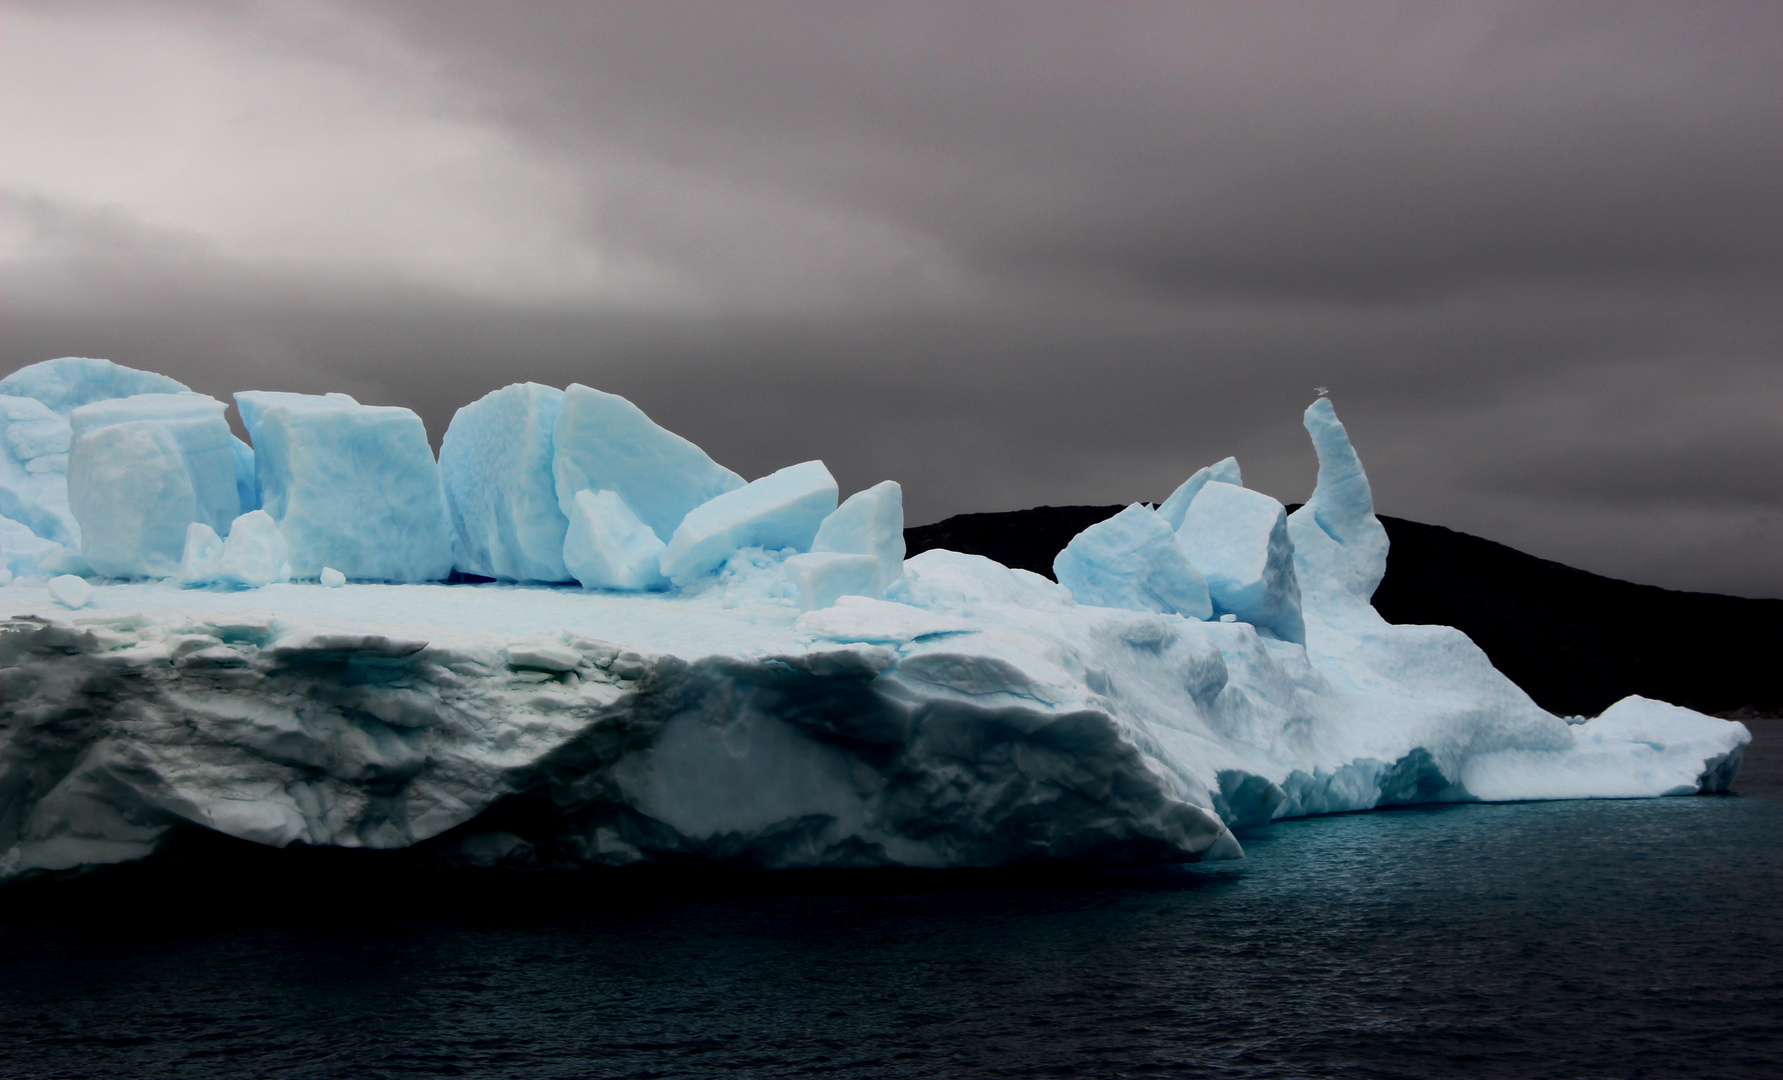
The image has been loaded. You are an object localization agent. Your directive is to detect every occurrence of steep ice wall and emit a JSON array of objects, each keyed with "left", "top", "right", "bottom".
[{"left": 0, "top": 586, "right": 1236, "bottom": 876}]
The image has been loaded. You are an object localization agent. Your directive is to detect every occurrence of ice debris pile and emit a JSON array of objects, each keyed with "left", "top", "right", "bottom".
[{"left": 0, "top": 357, "right": 1752, "bottom": 879}]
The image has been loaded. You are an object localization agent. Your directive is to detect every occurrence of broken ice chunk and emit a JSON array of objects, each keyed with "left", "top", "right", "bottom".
[
  {"left": 440, "top": 382, "right": 570, "bottom": 582},
  {"left": 213, "top": 510, "right": 290, "bottom": 588},
  {"left": 552, "top": 384, "right": 743, "bottom": 544},
  {"left": 179, "top": 522, "right": 224, "bottom": 585},
  {"left": 1054, "top": 503, "right": 1212, "bottom": 619},
  {"left": 46, "top": 573, "right": 94, "bottom": 609},
  {"left": 659, "top": 461, "right": 838, "bottom": 585},
  {"left": 562, "top": 489, "right": 668, "bottom": 591},
  {"left": 68, "top": 394, "right": 241, "bottom": 579},
  {"left": 1176, "top": 481, "right": 1305, "bottom": 643},
  {"left": 241, "top": 393, "right": 453, "bottom": 582},
  {"left": 811, "top": 480, "right": 905, "bottom": 593}
]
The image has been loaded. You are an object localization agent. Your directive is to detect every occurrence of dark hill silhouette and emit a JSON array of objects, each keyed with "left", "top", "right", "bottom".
[{"left": 904, "top": 505, "right": 1783, "bottom": 718}]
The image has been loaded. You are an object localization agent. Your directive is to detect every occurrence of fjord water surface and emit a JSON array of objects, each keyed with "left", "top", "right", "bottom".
[{"left": 3, "top": 724, "right": 1779, "bottom": 1080}]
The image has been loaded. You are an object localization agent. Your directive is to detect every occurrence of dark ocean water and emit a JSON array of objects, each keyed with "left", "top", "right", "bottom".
[{"left": 4, "top": 720, "right": 1780, "bottom": 1080}]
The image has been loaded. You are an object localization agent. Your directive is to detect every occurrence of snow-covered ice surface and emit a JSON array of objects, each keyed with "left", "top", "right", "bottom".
[{"left": 0, "top": 388, "right": 1751, "bottom": 880}]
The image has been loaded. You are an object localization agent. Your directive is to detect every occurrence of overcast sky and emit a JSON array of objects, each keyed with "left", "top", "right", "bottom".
[{"left": 3, "top": 1, "right": 1779, "bottom": 595}]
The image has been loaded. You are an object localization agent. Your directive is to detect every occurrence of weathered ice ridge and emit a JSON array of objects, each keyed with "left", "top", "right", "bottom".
[{"left": 0, "top": 360, "right": 1752, "bottom": 878}]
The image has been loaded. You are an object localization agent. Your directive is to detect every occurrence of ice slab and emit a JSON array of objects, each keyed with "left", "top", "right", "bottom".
[
  {"left": 0, "top": 395, "right": 79, "bottom": 547},
  {"left": 811, "top": 480, "right": 905, "bottom": 594},
  {"left": 67, "top": 394, "right": 242, "bottom": 579},
  {"left": 552, "top": 384, "right": 744, "bottom": 544},
  {"left": 562, "top": 489, "right": 668, "bottom": 591},
  {"left": 244, "top": 395, "right": 453, "bottom": 582},
  {"left": 0, "top": 357, "right": 189, "bottom": 416},
  {"left": 1054, "top": 502, "right": 1213, "bottom": 619},
  {"left": 1157, "top": 456, "right": 1242, "bottom": 530},
  {"left": 1176, "top": 481, "right": 1306, "bottom": 644},
  {"left": 785, "top": 551, "right": 881, "bottom": 612},
  {"left": 440, "top": 383, "right": 570, "bottom": 582},
  {"left": 660, "top": 460, "right": 839, "bottom": 585}
]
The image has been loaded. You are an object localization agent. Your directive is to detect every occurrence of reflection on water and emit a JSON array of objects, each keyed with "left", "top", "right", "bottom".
[{"left": 3, "top": 737, "right": 1780, "bottom": 1079}]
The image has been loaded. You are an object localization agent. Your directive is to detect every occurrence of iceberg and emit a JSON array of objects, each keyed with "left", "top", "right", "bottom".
[
  {"left": 441, "top": 383, "right": 570, "bottom": 582},
  {"left": 241, "top": 393, "right": 453, "bottom": 582},
  {"left": 659, "top": 460, "right": 839, "bottom": 585},
  {"left": 0, "top": 364, "right": 1753, "bottom": 881},
  {"left": 552, "top": 384, "right": 745, "bottom": 543},
  {"left": 67, "top": 394, "right": 242, "bottom": 579}
]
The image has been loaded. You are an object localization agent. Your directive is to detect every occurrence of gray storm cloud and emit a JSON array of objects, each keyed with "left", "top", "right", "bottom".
[{"left": 2, "top": 0, "right": 1778, "bottom": 595}]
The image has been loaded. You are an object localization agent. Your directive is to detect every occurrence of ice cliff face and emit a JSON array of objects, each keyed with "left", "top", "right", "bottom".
[
  {"left": 0, "top": 579, "right": 1236, "bottom": 876},
  {"left": 0, "top": 363, "right": 1753, "bottom": 879}
]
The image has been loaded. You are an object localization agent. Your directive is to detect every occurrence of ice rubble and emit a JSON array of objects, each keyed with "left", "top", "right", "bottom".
[{"left": 0, "top": 357, "right": 1753, "bottom": 880}]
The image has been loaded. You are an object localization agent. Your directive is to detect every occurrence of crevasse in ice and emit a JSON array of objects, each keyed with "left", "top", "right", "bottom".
[{"left": 0, "top": 359, "right": 1753, "bottom": 879}]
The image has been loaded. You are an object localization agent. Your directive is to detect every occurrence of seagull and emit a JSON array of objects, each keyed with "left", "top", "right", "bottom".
[{"left": 1314, "top": 386, "right": 1330, "bottom": 397}]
